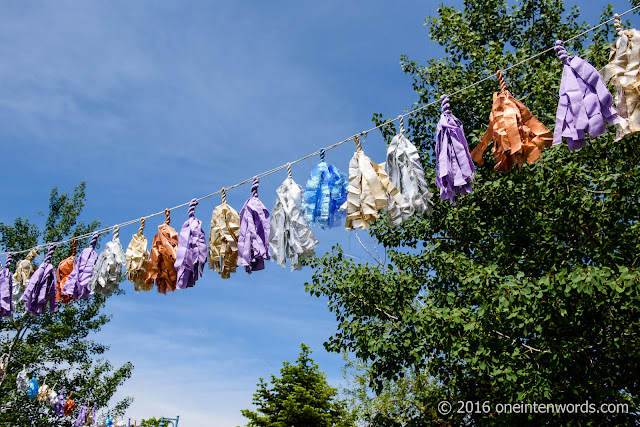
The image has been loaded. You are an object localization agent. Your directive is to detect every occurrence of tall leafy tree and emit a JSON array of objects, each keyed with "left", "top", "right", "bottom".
[
  {"left": 307, "top": 1, "right": 640, "bottom": 425},
  {"left": 241, "top": 343, "right": 355, "bottom": 427},
  {"left": 0, "top": 182, "right": 133, "bottom": 426}
]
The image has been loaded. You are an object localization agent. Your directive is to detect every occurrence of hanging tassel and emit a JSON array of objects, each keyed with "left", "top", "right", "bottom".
[
  {"left": 471, "top": 70, "right": 553, "bottom": 171},
  {"left": 63, "top": 233, "right": 100, "bottom": 300},
  {"left": 386, "top": 116, "right": 434, "bottom": 224},
  {"left": 270, "top": 166, "right": 318, "bottom": 270},
  {"left": 436, "top": 95, "right": 475, "bottom": 204},
  {"left": 54, "top": 388, "right": 66, "bottom": 416},
  {"left": 11, "top": 247, "right": 38, "bottom": 307},
  {"left": 554, "top": 40, "right": 620, "bottom": 150},
  {"left": 22, "top": 244, "right": 58, "bottom": 315},
  {"left": 0, "top": 254, "right": 13, "bottom": 317},
  {"left": 16, "top": 367, "right": 29, "bottom": 392},
  {"left": 90, "top": 225, "right": 125, "bottom": 297},
  {"left": 76, "top": 400, "right": 90, "bottom": 426},
  {"left": 145, "top": 209, "right": 179, "bottom": 294},
  {"left": 238, "top": 177, "right": 271, "bottom": 273},
  {"left": 209, "top": 188, "right": 241, "bottom": 279},
  {"left": 36, "top": 379, "right": 51, "bottom": 403},
  {"left": 175, "top": 199, "right": 208, "bottom": 289},
  {"left": 342, "top": 135, "right": 403, "bottom": 229},
  {"left": 303, "top": 149, "right": 348, "bottom": 228},
  {"left": 56, "top": 239, "right": 77, "bottom": 304},
  {"left": 600, "top": 15, "right": 640, "bottom": 140},
  {"left": 26, "top": 376, "right": 39, "bottom": 399},
  {"left": 46, "top": 384, "right": 58, "bottom": 407},
  {"left": 126, "top": 219, "right": 152, "bottom": 292},
  {"left": 64, "top": 391, "right": 77, "bottom": 415},
  {"left": 86, "top": 404, "right": 97, "bottom": 425}
]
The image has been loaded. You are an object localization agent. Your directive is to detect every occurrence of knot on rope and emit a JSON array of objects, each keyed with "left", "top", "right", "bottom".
[
  {"left": 71, "top": 238, "right": 77, "bottom": 257},
  {"left": 319, "top": 148, "right": 325, "bottom": 162},
  {"left": 221, "top": 188, "right": 227, "bottom": 204},
  {"left": 496, "top": 70, "right": 508, "bottom": 93},
  {"left": 440, "top": 95, "right": 451, "bottom": 115},
  {"left": 554, "top": 40, "right": 569, "bottom": 64},
  {"left": 398, "top": 115, "right": 406, "bottom": 134},
  {"left": 251, "top": 177, "right": 259, "bottom": 198},
  {"left": 44, "top": 244, "right": 57, "bottom": 264},
  {"left": 26, "top": 248, "right": 38, "bottom": 262},
  {"left": 139, "top": 218, "right": 146, "bottom": 234},
  {"left": 112, "top": 225, "right": 119, "bottom": 240},
  {"left": 188, "top": 198, "right": 198, "bottom": 218},
  {"left": 614, "top": 13, "right": 624, "bottom": 36},
  {"left": 89, "top": 232, "right": 99, "bottom": 249},
  {"left": 164, "top": 208, "right": 171, "bottom": 224},
  {"left": 286, "top": 163, "right": 292, "bottom": 178},
  {"left": 354, "top": 135, "right": 362, "bottom": 151},
  {"left": 5, "top": 253, "right": 13, "bottom": 269}
]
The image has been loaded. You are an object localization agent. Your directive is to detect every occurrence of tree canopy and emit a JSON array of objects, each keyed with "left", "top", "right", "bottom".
[
  {"left": 0, "top": 182, "right": 133, "bottom": 426},
  {"left": 307, "top": 0, "right": 640, "bottom": 425},
  {"left": 241, "top": 343, "right": 355, "bottom": 427}
]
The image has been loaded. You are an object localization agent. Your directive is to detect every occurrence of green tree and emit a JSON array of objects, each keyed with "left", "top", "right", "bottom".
[
  {"left": 0, "top": 182, "right": 133, "bottom": 426},
  {"left": 241, "top": 343, "right": 355, "bottom": 427},
  {"left": 306, "top": 1, "right": 640, "bottom": 425},
  {"left": 140, "top": 417, "right": 163, "bottom": 427}
]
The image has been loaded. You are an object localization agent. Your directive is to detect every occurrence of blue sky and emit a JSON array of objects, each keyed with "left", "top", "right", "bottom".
[{"left": 0, "top": 0, "right": 636, "bottom": 425}]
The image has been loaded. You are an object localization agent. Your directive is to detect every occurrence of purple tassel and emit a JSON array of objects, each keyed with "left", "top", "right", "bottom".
[
  {"left": 63, "top": 233, "right": 99, "bottom": 300},
  {"left": 553, "top": 40, "right": 620, "bottom": 150},
  {"left": 54, "top": 388, "right": 66, "bottom": 416},
  {"left": 0, "top": 254, "right": 13, "bottom": 317},
  {"left": 238, "top": 177, "right": 270, "bottom": 274},
  {"left": 174, "top": 199, "right": 207, "bottom": 289},
  {"left": 436, "top": 95, "right": 475, "bottom": 204},
  {"left": 22, "top": 245, "right": 58, "bottom": 315},
  {"left": 75, "top": 399, "right": 89, "bottom": 426}
]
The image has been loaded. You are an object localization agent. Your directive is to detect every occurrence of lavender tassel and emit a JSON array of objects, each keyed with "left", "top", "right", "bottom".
[
  {"left": 21, "top": 244, "right": 58, "bottom": 315},
  {"left": 554, "top": 40, "right": 620, "bottom": 150},
  {"left": 238, "top": 177, "right": 270, "bottom": 273},
  {"left": 63, "top": 233, "right": 99, "bottom": 300},
  {"left": 436, "top": 95, "right": 475, "bottom": 204},
  {"left": 174, "top": 199, "right": 207, "bottom": 289},
  {"left": 0, "top": 254, "right": 13, "bottom": 317}
]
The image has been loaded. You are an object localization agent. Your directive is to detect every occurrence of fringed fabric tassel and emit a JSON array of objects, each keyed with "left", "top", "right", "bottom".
[
  {"left": 0, "top": 254, "right": 13, "bottom": 317},
  {"left": 16, "top": 368, "right": 29, "bottom": 392},
  {"left": 600, "top": 15, "right": 640, "bottom": 140},
  {"left": 209, "top": 189, "right": 240, "bottom": 279},
  {"left": 342, "top": 135, "right": 403, "bottom": 229},
  {"left": 303, "top": 150, "right": 348, "bottom": 228},
  {"left": 12, "top": 247, "right": 38, "bottom": 307},
  {"left": 22, "top": 244, "right": 58, "bottom": 315},
  {"left": 175, "top": 199, "right": 207, "bottom": 289},
  {"left": 26, "top": 376, "right": 39, "bottom": 399},
  {"left": 126, "top": 219, "right": 152, "bottom": 292},
  {"left": 270, "top": 170, "right": 318, "bottom": 270},
  {"left": 63, "top": 233, "right": 100, "bottom": 300},
  {"left": 90, "top": 226, "right": 125, "bottom": 297},
  {"left": 145, "top": 209, "right": 179, "bottom": 294},
  {"left": 64, "top": 391, "right": 77, "bottom": 415},
  {"left": 54, "top": 389, "right": 66, "bottom": 416},
  {"left": 471, "top": 70, "right": 553, "bottom": 171},
  {"left": 386, "top": 116, "right": 434, "bottom": 224},
  {"left": 436, "top": 95, "right": 475, "bottom": 204},
  {"left": 36, "top": 381, "right": 51, "bottom": 404},
  {"left": 56, "top": 239, "right": 77, "bottom": 304},
  {"left": 76, "top": 400, "right": 90, "bottom": 426},
  {"left": 554, "top": 40, "right": 620, "bottom": 150},
  {"left": 238, "top": 177, "right": 270, "bottom": 273}
]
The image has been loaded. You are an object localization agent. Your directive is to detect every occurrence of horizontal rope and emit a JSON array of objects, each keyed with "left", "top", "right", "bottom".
[{"left": 1, "top": 5, "right": 638, "bottom": 258}]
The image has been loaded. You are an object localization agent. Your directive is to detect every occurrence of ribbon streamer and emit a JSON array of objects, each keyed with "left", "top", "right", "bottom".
[
  {"left": 63, "top": 233, "right": 100, "bottom": 300},
  {"left": 436, "top": 95, "right": 475, "bottom": 204},
  {"left": 342, "top": 135, "right": 403, "bottom": 229},
  {"left": 0, "top": 254, "right": 13, "bottom": 317},
  {"left": 125, "top": 219, "right": 152, "bottom": 292},
  {"left": 554, "top": 40, "right": 620, "bottom": 150},
  {"left": 238, "top": 177, "right": 271, "bottom": 273},
  {"left": 11, "top": 247, "right": 38, "bottom": 306},
  {"left": 209, "top": 189, "right": 241, "bottom": 279},
  {"left": 22, "top": 244, "right": 58, "bottom": 315},
  {"left": 303, "top": 150, "right": 348, "bottom": 228},
  {"left": 471, "top": 70, "right": 553, "bottom": 171},
  {"left": 175, "top": 199, "right": 207, "bottom": 289},
  {"left": 600, "top": 15, "right": 640, "bottom": 141},
  {"left": 56, "top": 239, "right": 77, "bottom": 304},
  {"left": 145, "top": 210, "right": 179, "bottom": 294},
  {"left": 90, "top": 225, "right": 125, "bottom": 297},
  {"left": 270, "top": 174, "right": 318, "bottom": 270},
  {"left": 386, "top": 117, "right": 434, "bottom": 224}
]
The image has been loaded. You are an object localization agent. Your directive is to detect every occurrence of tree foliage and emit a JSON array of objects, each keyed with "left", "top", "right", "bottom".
[
  {"left": 0, "top": 182, "right": 133, "bottom": 426},
  {"left": 307, "top": 1, "right": 640, "bottom": 425},
  {"left": 241, "top": 343, "right": 355, "bottom": 427}
]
